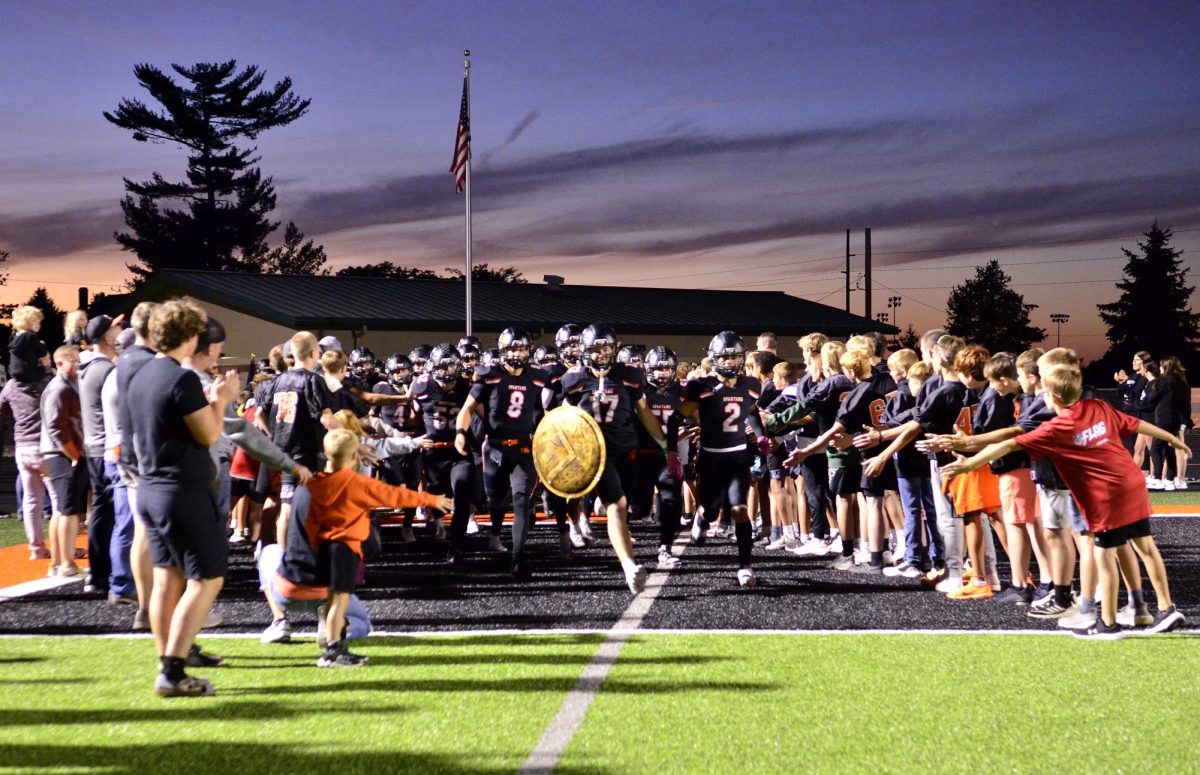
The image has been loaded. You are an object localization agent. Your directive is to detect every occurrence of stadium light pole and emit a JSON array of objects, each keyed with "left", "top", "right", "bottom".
[
  {"left": 1050, "top": 313, "right": 1069, "bottom": 347},
  {"left": 888, "top": 296, "right": 902, "bottom": 334}
]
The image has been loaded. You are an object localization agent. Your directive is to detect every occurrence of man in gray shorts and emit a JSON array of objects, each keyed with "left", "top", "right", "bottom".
[{"left": 40, "top": 345, "right": 87, "bottom": 578}]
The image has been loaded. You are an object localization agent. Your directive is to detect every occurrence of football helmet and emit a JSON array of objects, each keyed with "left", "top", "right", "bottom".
[
  {"left": 497, "top": 327, "right": 533, "bottom": 369},
  {"left": 426, "top": 344, "right": 461, "bottom": 387},
  {"left": 707, "top": 331, "right": 745, "bottom": 379},
  {"left": 581, "top": 323, "right": 620, "bottom": 372},
  {"left": 408, "top": 344, "right": 432, "bottom": 373},
  {"left": 644, "top": 346, "right": 678, "bottom": 389},
  {"left": 555, "top": 323, "right": 583, "bottom": 366},
  {"left": 384, "top": 353, "right": 413, "bottom": 388},
  {"left": 533, "top": 344, "right": 559, "bottom": 367}
]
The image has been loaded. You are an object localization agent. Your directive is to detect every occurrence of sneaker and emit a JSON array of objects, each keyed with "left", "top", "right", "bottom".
[
  {"left": 1173, "top": 477, "right": 1188, "bottom": 490},
  {"left": 919, "top": 567, "right": 947, "bottom": 588},
  {"left": 708, "top": 522, "right": 733, "bottom": 540},
  {"left": 883, "top": 560, "right": 914, "bottom": 578},
  {"left": 578, "top": 517, "right": 595, "bottom": 544},
  {"left": 154, "top": 673, "right": 216, "bottom": 697},
  {"left": 1058, "top": 610, "right": 1097, "bottom": 630},
  {"left": 1163, "top": 480, "right": 1176, "bottom": 492},
  {"left": 754, "top": 534, "right": 773, "bottom": 548},
  {"left": 29, "top": 545, "right": 51, "bottom": 561},
  {"left": 108, "top": 593, "right": 139, "bottom": 606},
  {"left": 1116, "top": 604, "right": 1154, "bottom": 628},
  {"left": 488, "top": 534, "right": 508, "bottom": 553},
  {"left": 318, "top": 643, "right": 368, "bottom": 668},
  {"left": 202, "top": 610, "right": 222, "bottom": 629},
  {"left": 559, "top": 532, "right": 575, "bottom": 561},
  {"left": 316, "top": 604, "right": 328, "bottom": 649},
  {"left": 625, "top": 565, "right": 648, "bottom": 594},
  {"left": 1027, "top": 596, "right": 1077, "bottom": 620},
  {"left": 261, "top": 618, "right": 293, "bottom": 644},
  {"left": 511, "top": 558, "right": 532, "bottom": 580},
  {"left": 466, "top": 515, "right": 480, "bottom": 535},
  {"left": 765, "top": 537, "right": 788, "bottom": 551},
  {"left": 899, "top": 564, "right": 926, "bottom": 579},
  {"left": 853, "top": 548, "right": 871, "bottom": 566},
  {"left": 1074, "top": 620, "right": 1126, "bottom": 640},
  {"left": 947, "top": 581, "right": 992, "bottom": 600},
  {"left": 132, "top": 608, "right": 150, "bottom": 631},
  {"left": 58, "top": 564, "right": 80, "bottom": 578},
  {"left": 992, "top": 586, "right": 1033, "bottom": 605},
  {"left": 229, "top": 531, "right": 246, "bottom": 544},
  {"left": 83, "top": 574, "right": 96, "bottom": 594},
  {"left": 737, "top": 567, "right": 758, "bottom": 587},
  {"left": 1146, "top": 477, "right": 1164, "bottom": 491},
  {"left": 657, "top": 548, "right": 681, "bottom": 569},
  {"left": 46, "top": 564, "right": 58, "bottom": 578},
  {"left": 399, "top": 526, "right": 416, "bottom": 543},
  {"left": 1033, "top": 581, "right": 1055, "bottom": 603},
  {"left": 186, "top": 644, "right": 224, "bottom": 668},
  {"left": 1146, "top": 606, "right": 1186, "bottom": 634},
  {"left": 825, "top": 537, "right": 843, "bottom": 556},
  {"left": 847, "top": 562, "right": 884, "bottom": 576},
  {"left": 828, "top": 555, "right": 855, "bottom": 571},
  {"left": 690, "top": 516, "right": 707, "bottom": 546},
  {"left": 934, "top": 577, "right": 964, "bottom": 594},
  {"left": 568, "top": 525, "right": 586, "bottom": 549},
  {"left": 789, "top": 537, "right": 824, "bottom": 556}
]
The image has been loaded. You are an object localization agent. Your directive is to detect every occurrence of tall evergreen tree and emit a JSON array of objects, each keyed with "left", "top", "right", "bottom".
[
  {"left": 25, "top": 287, "right": 66, "bottom": 351},
  {"left": 247, "top": 222, "right": 329, "bottom": 276},
  {"left": 1097, "top": 222, "right": 1199, "bottom": 374},
  {"left": 104, "top": 61, "right": 310, "bottom": 282},
  {"left": 944, "top": 260, "right": 1045, "bottom": 354}
]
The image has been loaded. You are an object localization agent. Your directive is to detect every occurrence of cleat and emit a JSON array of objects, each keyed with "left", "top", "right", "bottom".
[
  {"left": 260, "top": 618, "right": 293, "bottom": 644},
  {"left": 625, "top": 565, "right": 648, "bottom": 594},
  {"left": 737, "top": 568, "right": 758, "bottom": 587}
]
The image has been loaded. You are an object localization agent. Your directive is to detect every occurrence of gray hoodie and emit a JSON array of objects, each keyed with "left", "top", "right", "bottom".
[{"left": 40, "top": 372, "right": 82, "bottom": 457}]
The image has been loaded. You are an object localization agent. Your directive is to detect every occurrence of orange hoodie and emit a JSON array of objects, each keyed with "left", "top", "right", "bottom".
[{"left": 305, "top": 468, "right": 443, "bottom": 558}]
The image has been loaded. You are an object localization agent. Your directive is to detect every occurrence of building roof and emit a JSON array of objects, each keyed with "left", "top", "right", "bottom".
[{"left": 136, "top": 269, "right": 897, "bottom": 337}]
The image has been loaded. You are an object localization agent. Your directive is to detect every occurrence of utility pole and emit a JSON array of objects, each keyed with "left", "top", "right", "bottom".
[{"left": 864, "top": 227, "right": 872, "bottom": 322}]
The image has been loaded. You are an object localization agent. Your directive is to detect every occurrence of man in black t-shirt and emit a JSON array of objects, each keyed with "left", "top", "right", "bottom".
[
  {"left": 455, "top": 328, "right": 550, "bottom": 577},
  {"left": 560, "top": 324, "right": 669, "bottom": 594},
  {"left": 127, "top": 300, "right": 239, "bottom": 698}
]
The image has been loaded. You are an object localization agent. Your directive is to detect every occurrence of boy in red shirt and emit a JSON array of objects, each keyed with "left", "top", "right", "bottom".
[
  {"left": 305, "top": 428, "right": 451, "bottom": 666},
  {"left": 942, "top": 363, "right": 1189, "bottom": 639}
]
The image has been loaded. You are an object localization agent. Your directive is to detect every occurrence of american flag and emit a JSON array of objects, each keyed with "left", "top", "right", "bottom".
[{"left": 450, "top": 76, "right": 470, "bottom": 193}]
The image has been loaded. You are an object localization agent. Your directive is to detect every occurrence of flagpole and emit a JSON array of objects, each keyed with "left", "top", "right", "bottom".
[{"left": 463, "top": 50, "right": 473, "bottom": 337}]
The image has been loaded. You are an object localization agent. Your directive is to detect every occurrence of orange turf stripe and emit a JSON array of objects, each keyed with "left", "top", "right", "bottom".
[
  {"left": 1152, "top": 504, "right": 1200, "bottom": 514},
  {"left": 0, "top": 534, "right": 89, "bottom": 588}
]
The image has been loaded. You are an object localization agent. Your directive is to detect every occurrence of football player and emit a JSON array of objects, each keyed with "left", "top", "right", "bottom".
[
  {"left": 635, "top": 346, "right": 687, "bottom": 568},
  {"left": 676, "top": 332, "right": 771, "bottom": 587},
  {"left": 541, "top": 325, "right": 589, "bottom": 551},
  {"left": 560, "top": 324, "right": 670, "bottom": 593}
]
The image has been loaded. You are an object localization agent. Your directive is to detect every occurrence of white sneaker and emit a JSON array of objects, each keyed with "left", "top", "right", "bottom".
[
  {"left": 765, "top": 537, "right": 787, "bottom": 551},
  {"left": 853, "top": 548, "right": 871, "bottom": 566},
  {"left": 260, "top": 618, "right": 293, "bottom": 644},
  {"left": 625, "top": 565, "right": 648, "bottom": 594},
  {"left": 934, "top": 577, "right": 963, "bottom": 594},
  {"left": 568, "top": 525, "right": 586, "bottom": 549},
  {"left": 826, "top": 537, "right": 843, "bottom": 555},
  {"left": 657, "top": 548, "right": 681, "bottom": 569},
  {"left": 882, "top": 549, "right": 895, "bottom": 566},
  {"left": 1116, "top": 604, "right": 1154, "bottom": 628},
  {"left": 1163, "top": 480, "right": 1176, "bottom": 492},
  {"left": 229, "top": 531, "right": 246, "bottom": 544},
  {"left": 1057, "top": 610, "right": 1097, "bottom": 630},
  {"left": 400, "top": 527, "right": 416, "bottom": 543},
  {"left": 1146, "top": 478, "right": 1164, "bottom": 491},
  {"left": 578, "top": 516, "right": 595, "bottom": 544},
  {"left": 1174, "top": 478, "right": 1189, "bottom": 490},
  {"left": 488, "top": 534, "right": 508, "bottom": 553},
  {"left": 559, "top": 532, "right": 575, "bottom": 561},
  {"left": 737, "top": 568, "right": 758, "bottom": 587},
  {"left": 466, "top": 515, "right": 480, "bottom": 535}
]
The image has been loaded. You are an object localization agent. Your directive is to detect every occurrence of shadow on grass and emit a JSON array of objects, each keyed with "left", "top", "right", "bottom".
[
  {"left": 221, "top": 677, "right": 775, "bottom": 698},
  {"left": 0, "top": 700, "right": 410, "bottom": 728},
  {"left": 0, "top": 743, "right": 614, "bottom": 774},
  {"left": 365, "top": 652, "right": 735, "bottom": 667},
  {"left": 0, "top": 655, "right": 47, "bottom": 665}
]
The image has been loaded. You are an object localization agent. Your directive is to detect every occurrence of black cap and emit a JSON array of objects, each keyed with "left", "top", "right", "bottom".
[
  {"left": 195, "top": 317, "right": 227, "bottom": 351},
  {"left": 84, "top": 315, "right": 116, "bottom": 345}
]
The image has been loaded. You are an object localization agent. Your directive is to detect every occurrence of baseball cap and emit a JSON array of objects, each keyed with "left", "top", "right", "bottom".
[
  {"left": 318, "top": 335, "right": 344, "bottom": 353},
  {"left": 84, "top": 315, "right": 116, "bottom": 345},
  {"left": 116, "top": 328, "right": 137, "bottom": 352}
]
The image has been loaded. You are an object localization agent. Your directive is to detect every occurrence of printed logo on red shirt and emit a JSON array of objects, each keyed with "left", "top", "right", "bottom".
[{"left": 1073, "top": 421, "right": 1108, "bottom": 447}]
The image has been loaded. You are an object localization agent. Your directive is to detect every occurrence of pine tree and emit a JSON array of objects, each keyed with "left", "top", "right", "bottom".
[
  {"left": 443, "top": 263, "right": 528, "bottom": 283},
  {"left": 248, "top": 222, "right": 329, "bottom": 275},
  {"left": 896, "top": 324, "right": 920, "bottom": 351},
  {"left": 104, "top": 61, "right": 310, "bottom": 283},
  {"left": 944, "top": 260, "right": 1045, "bottom": 354},
  {"left": 25, "top": 287, "right": 66, "bottom": 351},
  {"left": 1097, "top": 222, "right": 1199, "bottom": 374}
]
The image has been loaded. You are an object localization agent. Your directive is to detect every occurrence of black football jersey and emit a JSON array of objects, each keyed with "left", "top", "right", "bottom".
[
  {"left": 684, "top": 375, "right": 760, "bottom": 451},
  {"left": 267, "top": 368, "right": 334, "bottom": 466},
  {"left": 835, "top": 379, "right": 889, "bottom": 435},
  {"left": 409, "top": 376, "right": 470, "bottom": 443},
  {"left": 372, "top": 379, "right": 401, "bottom": 427},
  {"left": 639, "top": 381, "right": 683, "bottom": 450},
  {"left": 541, "top": 362, "right": 568, "bottom": 410},
  {"left": 560, "top": 362, "right": 646, "bottom": 453},
  {"left": 469, "top": 364, "right": 548, "bottom": 441}
]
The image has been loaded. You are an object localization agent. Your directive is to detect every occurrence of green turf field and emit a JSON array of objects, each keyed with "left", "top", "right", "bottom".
[
  {"left": 2, "top": 633, "right": 1198, "bottom": 774},
  {"left": 0, "top": 516, "right": 27, "bottom": 549}
]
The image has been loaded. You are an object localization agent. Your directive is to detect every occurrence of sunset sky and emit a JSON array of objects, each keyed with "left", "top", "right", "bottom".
[{"left": 2, "top": 1, "right": 1199, "bottom": 359}]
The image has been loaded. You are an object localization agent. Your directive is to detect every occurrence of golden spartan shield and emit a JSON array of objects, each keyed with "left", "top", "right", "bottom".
[{"left": 533, "top": 405, "right": 607, "bottom": 499}]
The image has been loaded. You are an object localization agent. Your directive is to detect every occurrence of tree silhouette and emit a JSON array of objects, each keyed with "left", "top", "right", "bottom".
[
  {"left": 25, "top": 287, "right": 66, "bottom": 351},
  {"left": 335, "top": 262, "right": 441, "bottom": 280},
  {"left": 105, "top": 61, "right": 310, "bottom": 283},
  {"left": 896, "top": 324, "right": 920, "bottom": 351},
  {"left": 248, "top": 222, "right": 329, "bottom": 275},
  {"left": 443, "top": 263, "right": 528, "bottom": 283},
  {"left": 945, "top": 260, "right": 1045, "bottom": 354},
  {"left": 1096, "top": 222, "right": 1199, "bottom": 376}
]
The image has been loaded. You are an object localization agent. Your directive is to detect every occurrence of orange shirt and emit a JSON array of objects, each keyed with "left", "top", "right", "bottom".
[{"left": 304, "top": 468, "right": 442, "bottom": 557}]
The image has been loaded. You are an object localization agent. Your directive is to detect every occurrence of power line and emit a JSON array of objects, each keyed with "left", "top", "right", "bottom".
[{"left": 872, "top": 226, "right": 1200, "bottom": 256}]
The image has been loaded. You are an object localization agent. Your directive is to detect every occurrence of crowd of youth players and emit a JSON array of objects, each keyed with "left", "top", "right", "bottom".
[{"left": 0, "top": 299, "right": 1193, "bottom": 696}]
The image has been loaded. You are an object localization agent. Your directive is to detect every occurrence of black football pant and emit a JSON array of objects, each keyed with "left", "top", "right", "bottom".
[
  {"left": 423, "top": 449, "right": 476, "bottom": 555},
  {"left": 484, "top": 445, "right": 536, "bottom": 561},
  {"left": 542, "top": 491, "right": 572, "bottom": 533},
  {"left": 393, "top": 452, "right": 422, "bottom": 527},
  {"left": 698, "top": 450, "right": 754, "bottom": 567},
  {"left": 85, "top": 456, "right": 114, "bottom": 593},
  {"left": 633, "top": 450, "right": 682, "bottom": 547}
]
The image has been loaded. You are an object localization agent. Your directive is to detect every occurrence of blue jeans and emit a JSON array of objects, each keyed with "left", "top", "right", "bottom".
[
  {"left": 896, "top": 474, "right": 943, "bottom": 567},
  {"left": 256, "top": 544, "right": 371, "bottom": 641},
  {"left": 105, "top": 460, "right": 136, "bottom": 598}
]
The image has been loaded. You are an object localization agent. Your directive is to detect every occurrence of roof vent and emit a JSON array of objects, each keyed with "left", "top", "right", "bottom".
[{"left": 543, "top": 274, "right": 564, "bottom": 291}]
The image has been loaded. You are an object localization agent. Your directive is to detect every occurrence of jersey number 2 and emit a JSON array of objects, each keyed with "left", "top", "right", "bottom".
[{"left": 722, "top": 403, "right": 741, "bottom": 433}]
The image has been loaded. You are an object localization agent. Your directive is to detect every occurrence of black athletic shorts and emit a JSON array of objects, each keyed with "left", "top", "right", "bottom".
[
  {"left": 697, "top": 449, "right": 751, "bottom": 518},
  {"left": 1093, "top": 517, "right": 1153, "bottom": 549},
  {"left": 316, "top": 540, "right": 360, "bottom": 593},
  {"left": 860, "top": 461, "right": 897, "bottom": 497},
  {"left": 230, "top": 476, "right": 261, "bottom": 503},
  {"left": 139, "top": 486, "right": 228, "bottom": 580},
  {"left": 593, "top": 448, "right": 637, "bottom": 505},
  {"left": 828, "top": 462, "right": 862, "bottom": 497}
]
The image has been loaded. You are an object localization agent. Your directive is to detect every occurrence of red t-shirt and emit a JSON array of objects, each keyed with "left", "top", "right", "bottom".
[{"left": 1013, "top": 398, "right": 1148, "bottom": 532}]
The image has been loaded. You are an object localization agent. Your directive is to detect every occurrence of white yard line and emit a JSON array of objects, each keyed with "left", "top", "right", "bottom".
[{"left": 0, "top": 575, "right": 81, "bottom": 602}]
